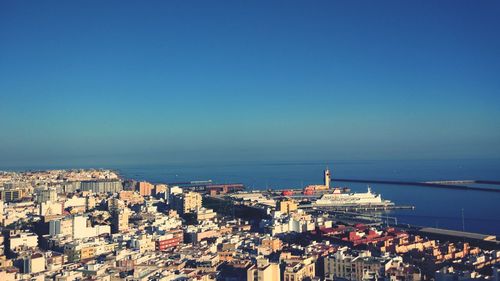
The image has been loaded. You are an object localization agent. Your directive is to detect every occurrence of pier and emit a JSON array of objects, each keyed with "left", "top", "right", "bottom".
[{"left": 332, "top": 178, "right": 500, "bottom": 192}]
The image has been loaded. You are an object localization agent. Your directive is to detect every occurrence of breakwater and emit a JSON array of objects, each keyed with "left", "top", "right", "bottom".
[{"left": 332, "top": 178, "right": 500, "bottom": 192}]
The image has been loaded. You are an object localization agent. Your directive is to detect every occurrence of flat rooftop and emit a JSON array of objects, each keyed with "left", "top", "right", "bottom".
[{"left": 419, "top": 227, "right": 497, "bottom": 241}]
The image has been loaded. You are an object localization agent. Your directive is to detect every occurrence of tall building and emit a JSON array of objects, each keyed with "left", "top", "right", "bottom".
[
  {"left": 276, "top": 198, "right": 298, "bottom": 214},
  {"left": 137, "top": 181, "right": 154, "bottom": 197},
  {"left": 49, "top": 217, "right": 73, "bottom": 237},
  {"left": 111, "top": 208, "right": 129, "bottom": 234},
  {"left": 107, "top": 198, "right": 125, "bottom": 213},
  {"left": 22, "top": 253, "right": 45, "bottom": 274},
  {"left": 172, "top": 192, "right": 202, "bottom": 214},
  {"left": 35, "top": 187, "right": 57, "bottom": 203},
  {"left": 80, "top": 180, "right": 123, "bottom": 193},
  {"left": 154, "top": 184, "right": 168, "bottom": 197}
]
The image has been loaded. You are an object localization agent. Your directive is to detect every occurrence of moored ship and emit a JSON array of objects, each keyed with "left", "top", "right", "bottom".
[{"left": 313, "top": 186, "right": 393, "bottom": 207}]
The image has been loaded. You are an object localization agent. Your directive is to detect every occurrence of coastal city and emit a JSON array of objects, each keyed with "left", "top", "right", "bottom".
[
  {"left": 3, "top": 0, "right": 500, "bottom": 280},
  {"left": 0, "top": 168, "right": 498, "bottom": 281}
]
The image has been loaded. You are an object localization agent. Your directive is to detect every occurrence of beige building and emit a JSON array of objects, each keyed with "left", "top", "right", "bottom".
[
  {"left": 131, "top": 235, "right": 156, "bottom": 253},
  {"left": 72, "top": 215, "right": 110, "bottom": 239},
  {"left": 196, "top": 208, "right": 217, "bottom": 222},
  {"left": 172, "top": 191, "right": 202, "bottom": 214},
  {"left": 111, "top": 208, "right": 129, "bottom": 233},
  {"left": 154, "top": 184, "right": 168, "bottom": 196},
  {"left": 119, "top": 191, "right": 144, "bottom": 205},
  {"left": 324, "top": 247, "right": 388, "bottom": 281},
  {"left": 283, "top": 256, "right": 315, "bottom": 281},
  {"left": 247, "top": 257, "right": 280, "bottom": 281},
  {"left": 55, "top": 271, "right": 84, "bottom": 281},
  {"left": 259, "top": 237, "right": 283, "bottom": 255},
  {"left": 64, "top": 240, "right": 116, "bottom": 262},
  {"left": 39, "top": 201, "right": 63, "bottom": 217},
  {"left": 49, "top": 216, "right": 73, "bottom": 237},
  {"left": 23, "top": 253, "right": 45, "bottom": 274},
  {"left": 9, "top": 232, "right": 38, "bottom": 252},
  {"left": 276, "top": 199, "right": 298, "bottom": 214}
]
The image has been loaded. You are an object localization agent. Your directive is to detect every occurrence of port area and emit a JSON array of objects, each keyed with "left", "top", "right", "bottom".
[
  {"left": 205, "top": 186, "right": 415, "bottom": 228},
  {"left": 204, "top": 194, "right": 500, "bottom": 250},
  {"left": 266, "top": 189, "right": 414, "bottom": 211}
]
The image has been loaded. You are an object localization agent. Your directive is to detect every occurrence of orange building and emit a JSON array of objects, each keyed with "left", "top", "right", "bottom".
[{"left": 137, "top": 181, "right": 154, "bottom": 197}]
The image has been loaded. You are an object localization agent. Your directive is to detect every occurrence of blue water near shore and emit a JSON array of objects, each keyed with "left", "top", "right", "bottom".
[{"left": 113, "top": 159, "right": 500, "bottom": 236}]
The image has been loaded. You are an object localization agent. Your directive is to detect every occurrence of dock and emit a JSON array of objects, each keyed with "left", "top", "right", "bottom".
[{"left": 332, "top": 178, "right": 500, "bottom": 193}]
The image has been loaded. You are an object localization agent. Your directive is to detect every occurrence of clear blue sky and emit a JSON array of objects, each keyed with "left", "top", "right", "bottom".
[{"left": 1, "top": 0, "right": 499, "bottom": 167}]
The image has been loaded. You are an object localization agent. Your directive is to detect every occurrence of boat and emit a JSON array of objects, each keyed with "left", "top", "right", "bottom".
[{"left": 313, "top": 186, "right": 393, "bottom": 207}]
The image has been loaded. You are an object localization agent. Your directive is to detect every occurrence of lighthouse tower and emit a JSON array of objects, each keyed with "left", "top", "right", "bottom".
[{"left": 324, "top": 168, "right": 331, "bottom": 189}]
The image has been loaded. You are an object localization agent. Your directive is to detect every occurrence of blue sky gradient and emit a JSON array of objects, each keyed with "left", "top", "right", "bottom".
[{"left": 1, "top": 0, "right": 499, "bottom": 166}]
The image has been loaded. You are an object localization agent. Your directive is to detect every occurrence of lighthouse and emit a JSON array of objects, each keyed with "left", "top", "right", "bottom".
[{"left": 324, "top": 168, "right": 331, "bottom": 189}]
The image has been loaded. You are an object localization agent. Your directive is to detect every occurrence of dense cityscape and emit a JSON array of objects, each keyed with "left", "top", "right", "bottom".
[
  {"left": 2, "top": 1, "right": 500, "bottom": 280},
  {"left": 0, "top": 168, "right": 498, "bottom": 281}
]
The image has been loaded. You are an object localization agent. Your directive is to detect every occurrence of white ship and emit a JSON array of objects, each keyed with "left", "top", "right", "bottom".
[{"left": 313, "top": 186, "right": 393, "bottom": 207}]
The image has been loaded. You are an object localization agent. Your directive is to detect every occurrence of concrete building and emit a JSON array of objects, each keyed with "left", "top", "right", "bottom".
[
  {"left": 172, "top": 191, "right": 202, "bottom": 214},
  {"left": 196, "top": 208, "right": 217, "bottom": 222},
  {"left": 55, "top": 271, "right": 83, "bottom": 281},
  {"left": 39, "top": 201, "right": 63, "bottom": 217},
  {"left": 259, "top": 237, "right": 283, "bottom": 255},
  {"left": 247, "top": 257, "right": 280, "bottom": 281},
  {"left": 276, "top": 198, "right": 298, "bottom": 214},
  {"left": 80, "top": 180, "right": 123, "bottom": 193},
  {"left": 0, "top": 189, "right": 23, "bottom": 202},
  {"left": 35, "top": 187, "right": 57, "bottom": 203},
  {"left": 154, "top": 184, "right": 168, "bottom": 197},
  {"left": 9, "top": 232, "right": 38, "bottom": 252},
  {"left": 22, "top": 253, "right": 45, "bottom": 274},
  {"left": 64, "top": 196, "right": 87, "bottom": 212},
  {"left": 283, "top": 256, "right": 316, "bottom": 281},
  {"left": 64, "top": 240, "right": 116, "bottom": 262},
  {"left": 72, "top": 215, "right": 111, "bottom": 239},
  {"left": 111, "top": 208, "right": 129, "bottom": 233},
  {"left": 49, "top": 217, "right": 73, "bottom": 237},
  {"left": 324, "top": 247, "right": 388, "bottom": 281},
  {"left": 119, "top": 191, "right": 144, "bottom": 205},
  {"left": 137, "top": 181, "right": 154, "bottom": 197},
  {"left": 130, "top": 235, "right": 156, "bottom": 253},
  {"left": 107, "top": 198, "right": 125, "bottom": 213}
]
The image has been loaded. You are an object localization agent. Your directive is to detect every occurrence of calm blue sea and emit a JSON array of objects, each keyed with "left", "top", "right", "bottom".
[{"left": 113, "top": 159, "right": 500, "bottom": 236}]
